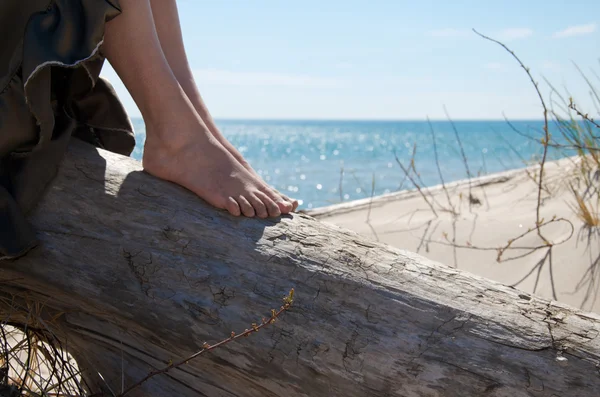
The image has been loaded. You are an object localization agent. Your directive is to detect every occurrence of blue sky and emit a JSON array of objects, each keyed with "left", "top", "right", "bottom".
[{"left": 100, "top": 0, "right": 600, "bottom": 120}]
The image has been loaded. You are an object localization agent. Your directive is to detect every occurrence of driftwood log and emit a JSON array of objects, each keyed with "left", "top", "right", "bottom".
[{"left": 1, "top": 140, "right": 600, "bottom": 396}]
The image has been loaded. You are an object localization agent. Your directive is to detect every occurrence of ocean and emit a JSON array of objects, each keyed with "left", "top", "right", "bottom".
[{"left": 130, "top": 119, "right": 570, "bottom": 210}]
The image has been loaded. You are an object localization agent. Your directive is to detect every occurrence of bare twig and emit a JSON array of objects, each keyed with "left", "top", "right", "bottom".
[
  {"left": 569, "top": 98, "right": 600, "bottom": 129},
  {"left": 474, "top": 29, "right": 550, "bottom": 243},
  {"left": 394, "top": 148, "right": 438, "bottom": 217},
  {"left": 436, "top": 217, "right": 574, "bottom": 260},
  {"left": 397, "top": 144, "right": 418, "bottom": 191},
  {"left": 365, "top": 173, "right": 380, "bottom": 241},
  {"left": 427, "top": 118, "right": 456, "bottom": 215},
  {"left": 572, "top": 61, "right": 600, "bottom": 111},
  {"left": 444, "top": 106, "right": 474, "bottom": 212},
  {"left": 117, "top": 289, "right": 295, "bottom": 397}
]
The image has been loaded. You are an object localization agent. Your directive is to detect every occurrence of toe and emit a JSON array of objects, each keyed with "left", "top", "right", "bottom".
[
  {"left": 249, "top": 194, "right": 269, "bottom": 219},
  {"left": 226, "top": 197, "right": 241, "bottom": 216},
  {"left": 262, "top": 188, "right": 292, "bottom": 213},
  {"left": 256, "top": 191, "right": 281, "bottom": 217},
  {"left": 237, "top": 196, "right": 255, "bottom": 217},
  {"left": 283, "top": 194, "right": 299, "bottom": 211},
  {"left": 277, "top": 197, "right": 294, "bottom": 213}
]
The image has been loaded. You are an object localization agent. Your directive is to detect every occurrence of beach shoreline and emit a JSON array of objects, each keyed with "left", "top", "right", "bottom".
[
  {"left": 305, "top": 156, "right": 600, "bottom": 313},
  {"left": 304, "top": 163, "right": 523, "bottom": 218}
]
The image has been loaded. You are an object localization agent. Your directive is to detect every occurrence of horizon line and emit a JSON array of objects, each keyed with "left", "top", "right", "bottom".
[{"left": 129, "top": 116, "right": 548, "bottom": 123}]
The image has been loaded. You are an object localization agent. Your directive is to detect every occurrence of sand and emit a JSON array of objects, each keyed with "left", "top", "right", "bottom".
[{"left": 306, "top": 156, "right": 600, "bottom": 313}]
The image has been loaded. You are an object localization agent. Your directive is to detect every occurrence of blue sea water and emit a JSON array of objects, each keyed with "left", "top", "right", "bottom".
[{"left": 130, "top": 119, "right": 569, "bottom": 210}]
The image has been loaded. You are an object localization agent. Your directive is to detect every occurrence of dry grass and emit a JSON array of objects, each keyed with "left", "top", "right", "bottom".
[
  {"left": 569, "top": 183, "right": 600, "bottom": 228},
  {"left": 0, "top": 291, "right": 86, "bottom": 396}
]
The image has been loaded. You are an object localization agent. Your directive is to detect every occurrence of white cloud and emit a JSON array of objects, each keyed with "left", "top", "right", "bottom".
[
  {"left": 497, "top": 28, "right": 533, "bottom": 41},
  {"left": 553, "top": 23, "right": 597, "bottom": 38},
  {"left": 192, "top": 69, "right": 341, "bottom": 87},
  {"left": 427, "top": 28, "right": 469, "bottom": 38}
]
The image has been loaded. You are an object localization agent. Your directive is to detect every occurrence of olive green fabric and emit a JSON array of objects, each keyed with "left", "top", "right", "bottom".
[{"left": 0, "top": 0, "right": 135, "bottom": 260}]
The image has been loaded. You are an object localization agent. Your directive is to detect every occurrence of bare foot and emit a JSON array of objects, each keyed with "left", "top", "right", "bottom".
[
  {"left": 143, "top": 118, "right": 290, "bottom": 218},
  {"left": 206, "top": 129, "right": 299, "bottom": 212},
  {"left": 170, "top": 76, "right": 298, "bottom": 211}
]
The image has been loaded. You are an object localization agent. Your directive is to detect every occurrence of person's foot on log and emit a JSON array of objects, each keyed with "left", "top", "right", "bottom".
[
  {"left": 102, "top": 0, "right": 295, "bottom": 218},
  {"left": 147, "top": 0, "right": 298, "bottom": 212},
  {"left": 142, "top": 104, "right": 289, "bottom": 218},
  {"left": 197, "top": 125, "right": 298, "bottom": 212}
]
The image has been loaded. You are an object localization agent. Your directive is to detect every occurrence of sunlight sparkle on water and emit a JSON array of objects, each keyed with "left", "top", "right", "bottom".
[{"left": 129, "top": 118, "right": 560, "bottom": 210}]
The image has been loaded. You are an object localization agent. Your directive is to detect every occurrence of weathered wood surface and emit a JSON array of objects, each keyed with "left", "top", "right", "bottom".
[{"left": 1, "top": 140, "right": 600, "bottom": 396}]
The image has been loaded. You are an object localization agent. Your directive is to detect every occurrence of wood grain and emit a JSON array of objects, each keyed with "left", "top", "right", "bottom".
[{"left": 1, "top": 140, "right": 599, "bottom": 396}]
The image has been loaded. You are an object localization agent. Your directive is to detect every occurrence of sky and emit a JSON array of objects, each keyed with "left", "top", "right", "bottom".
[{"left": 100, "top": 0, "right": 600, "bottom": 120}]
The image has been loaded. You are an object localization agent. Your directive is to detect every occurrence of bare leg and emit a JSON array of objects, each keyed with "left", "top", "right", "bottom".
[
  {"left": 102, "top": 0, "right": 283, "bottom": 218},
  {"left": 148, "top": 0, "right": 297, "bottom": 211}
]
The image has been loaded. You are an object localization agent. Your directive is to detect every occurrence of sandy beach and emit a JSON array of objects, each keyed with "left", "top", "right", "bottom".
[{"left": 306, "top": 156, "right": 600, "bottom": 313}]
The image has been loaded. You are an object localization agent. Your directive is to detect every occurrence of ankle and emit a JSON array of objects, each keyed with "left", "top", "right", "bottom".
[
  {"left": 145, "top": 118, "right": 219, "bottom": 160},
  {"left": 143, "top": 108, "right": 200, "bottom": 150},
  {"left": 145, "top": 125, "right": 193, "bottom": 156}
]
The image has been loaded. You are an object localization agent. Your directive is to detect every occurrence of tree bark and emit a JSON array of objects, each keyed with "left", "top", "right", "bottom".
[{"left": 1, "top": 140, "right": 599, "bottom": 396}]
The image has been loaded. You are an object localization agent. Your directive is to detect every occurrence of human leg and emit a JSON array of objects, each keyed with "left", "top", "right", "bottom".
[
  {"left": 102, "top": 0, "right": 282, "bottom": 218},
  {"left": 148, "top": 0, "right": 298, "bottom": 211}
]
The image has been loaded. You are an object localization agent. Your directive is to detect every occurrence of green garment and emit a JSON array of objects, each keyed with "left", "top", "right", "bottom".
[{"left": 0, "top": 0, "right": 135, "bottom": 259}]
